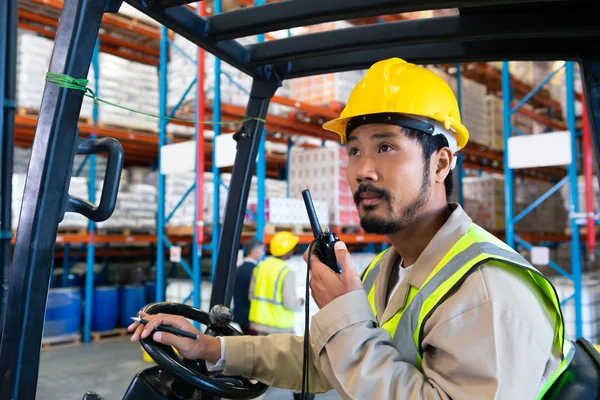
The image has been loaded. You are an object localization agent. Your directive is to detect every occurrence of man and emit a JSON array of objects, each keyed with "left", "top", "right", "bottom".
[
  {"left": 130, "top": 58, "right": 571, "bottom": 399},
  {"left": 248, "top": 231, "right": 304, "bottom": 335},
  {"left": 233, "top": 238, "right": 264, "bottom": 335}
]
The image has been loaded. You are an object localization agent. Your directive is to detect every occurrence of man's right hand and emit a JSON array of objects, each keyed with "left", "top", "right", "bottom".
[{"left": 128, "top": 311, "right": 222, "bottom": 363}]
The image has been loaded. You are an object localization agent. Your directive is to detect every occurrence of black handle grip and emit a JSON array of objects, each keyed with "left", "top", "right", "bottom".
[
  {"left": 66, "top": 137, "right": 124, "bottom": 222},
  {"left": 302, "top": 189, "right": 341, "bottom": 273}
]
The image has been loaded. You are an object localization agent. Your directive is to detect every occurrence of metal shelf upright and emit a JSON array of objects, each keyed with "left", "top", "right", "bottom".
[
  {"left": 0, "top": 0, "right": 17, "bottom": 343},
  {"left": 155, "top": 24, "right": 202, "bottom": 308},
  {"left": 502, "top": 61, "right": 583, "bottom": 338}
]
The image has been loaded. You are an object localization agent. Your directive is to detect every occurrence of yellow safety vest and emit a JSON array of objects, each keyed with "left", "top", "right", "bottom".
[
  {"left": 361, "top": 223, "right": 574, "bottom": 399},
  {"left": 249, "top": 257, "right": 295, "bottom": 329}
]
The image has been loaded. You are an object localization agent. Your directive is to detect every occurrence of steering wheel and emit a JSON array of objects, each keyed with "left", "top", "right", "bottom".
[{"left": 139, "top": 302, "right": 268, "bottom": 399}]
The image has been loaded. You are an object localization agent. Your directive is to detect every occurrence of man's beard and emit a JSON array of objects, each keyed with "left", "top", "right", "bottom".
[{"left": 354, "top": 168, "right": 430, "bottom": 235}]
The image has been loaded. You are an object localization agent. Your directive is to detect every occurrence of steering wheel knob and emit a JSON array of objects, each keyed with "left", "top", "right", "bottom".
[{"left": 209, "top": 305, "right": 234, "bottom": 327}]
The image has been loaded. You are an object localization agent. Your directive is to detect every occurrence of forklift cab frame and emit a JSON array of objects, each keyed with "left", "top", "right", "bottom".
[{"left": 2, "top": 0, "right": 600, "bottom": 399}]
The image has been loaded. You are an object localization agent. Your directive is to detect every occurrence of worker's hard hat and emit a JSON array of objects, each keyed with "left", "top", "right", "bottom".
[
  {"left": 270, "top": 231, "right": 299, "bottom": 257},
  {"left": 322, "top": 58, "right": 469, "bottom": 155}
]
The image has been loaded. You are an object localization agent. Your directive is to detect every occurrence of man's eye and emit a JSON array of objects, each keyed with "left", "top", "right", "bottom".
[{"left": 380, "top": 144, "right": 392, "bottom": 152}]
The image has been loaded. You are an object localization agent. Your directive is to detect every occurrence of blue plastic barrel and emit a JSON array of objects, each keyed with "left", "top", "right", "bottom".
[
  {"left": 43, "top": 288, "right": 82, "bottom": 338},
  {"left": 92, "top": 286, "right": 119, "bottom": 332},
  {"left": 144, "top": 281, "right": 156, "bottom": 304},
  {"left": 119, "top": 285, "right": 146, "bottom": 327}
]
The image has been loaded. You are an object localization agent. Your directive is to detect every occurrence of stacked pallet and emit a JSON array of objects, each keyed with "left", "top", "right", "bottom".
[
  {"left": 167, "top": 34, "right": 293, "bottom": 125},
  {"left": 96, "top": 53, "right": 159, "bottom": 131},
  {"left": 165, "top": 172, "right": 290, "bottom": 228},
  {"left": 16, "top": 30, "right": 159, "bottom": 131},
  {"left": 463, "top": 175, "right": 568, "bottom": 233},
  {"left": 289, "top": 146, "right": 359, "bottom": 227},
  {"left": 16, "top": 30, "right": 93, "bottom": 118}
]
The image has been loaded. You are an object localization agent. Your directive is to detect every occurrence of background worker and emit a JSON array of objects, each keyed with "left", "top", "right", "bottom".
[
  {"left": 130, "top": 58, "right": 569, "bottom": 399},
  {"left": 248, "top": 231, "right": 304, "bottom": 335},
  {"left": 233, "top": 238, "right": 264, "bottom": 336}
]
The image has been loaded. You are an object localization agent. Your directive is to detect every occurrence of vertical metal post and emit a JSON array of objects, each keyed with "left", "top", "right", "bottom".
[
  {"left": 193, "top": 2, "right": 207, "bottom": 311},
  {"left": 256, "top": 0, "right": 266, "bottom": 243},
  {"left": 502, "top": 62, "right": 515, "bottom": 248},
  {"left": 156, "top": 26, "right": 168, "bottom": 302},
  {"left": 211, "top": 0, "right": 222, "bottom": 280},
  {"left": 0, "top": 1, "right": 106, "bottom": 396},
  {"left": 84, "top": 40, "right": 100, "bottom": 343},
  {"left": 581, "top": 93, "right": 595, "bottom": 261},
  {"left": 455, "top": 63, "right": 464, "bottom": 206},
  {"left": 0, "top": 0, "right": 17, "bottom": 344},
  {"left": 210, "top": 77, "right": 279, "bottom": 308},
  {"left": 566, "top": 62, "right": 583, "bottom": 339}
]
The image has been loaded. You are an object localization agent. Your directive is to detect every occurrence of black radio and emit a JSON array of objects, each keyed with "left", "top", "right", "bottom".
[{"left": 301, "top": 189, "right": 341, "bottom": 274}]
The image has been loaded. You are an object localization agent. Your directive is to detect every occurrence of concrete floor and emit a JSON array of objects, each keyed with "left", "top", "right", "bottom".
[{"left": 37, "top": 339, "right": 341, "bottom": 400}]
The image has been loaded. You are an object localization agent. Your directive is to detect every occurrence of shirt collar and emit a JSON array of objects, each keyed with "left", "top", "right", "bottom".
[{"left": 243, "top": 257, "right": 258, "bottom": 265}]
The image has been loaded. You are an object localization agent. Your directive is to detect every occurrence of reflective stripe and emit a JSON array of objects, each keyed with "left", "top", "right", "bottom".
[
  {"left": 361, "top": 249, "right": 388, "bottom": 294},
  {"left": 251, "top": 296, "right": 283, "bottom": 306},
  {"left": 362, "top": 264, "right": 380, "bottom": 294},
  {"left": 251, "top": 266, "right": 289, "bottom": 305},
  {"left": 392, "top": 242, "right": 534, "bottom": 365},
  {"left": 273, "top": 266, "right": 289, "bottom": 303}
]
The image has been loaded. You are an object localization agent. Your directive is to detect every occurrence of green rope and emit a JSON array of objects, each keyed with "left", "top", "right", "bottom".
[{"left": 45, "top": 72, "right": 266, "bottom": 125}]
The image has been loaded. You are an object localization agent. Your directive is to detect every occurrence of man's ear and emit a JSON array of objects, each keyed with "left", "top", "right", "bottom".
[{"left": 434, "top": 147, "right": 453, "bottom": 183}]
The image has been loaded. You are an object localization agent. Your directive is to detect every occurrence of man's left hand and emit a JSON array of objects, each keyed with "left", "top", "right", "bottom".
[{"left": 304, "top": 241, "right": 363, "bottom": 309}]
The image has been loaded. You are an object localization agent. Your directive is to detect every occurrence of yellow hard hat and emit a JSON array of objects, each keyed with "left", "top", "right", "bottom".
[
  {"left": 270, "top": 231, "right": 299, "bottom": 257},
  {"left": 322, "top": 58, "right": 469, "bottom": 150}
]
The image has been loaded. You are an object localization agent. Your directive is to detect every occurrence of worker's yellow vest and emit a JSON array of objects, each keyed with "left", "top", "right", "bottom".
[
  {"left": 248, "top": 257, "right": 295, "bottom": 329},
  {"left": 361, "top": 223, "right": 573, "bottom": 399}
]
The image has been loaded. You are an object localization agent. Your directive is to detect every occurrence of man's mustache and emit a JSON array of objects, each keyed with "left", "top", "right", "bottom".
[{"left": 353, "top": 184, "right": 391, "bottom": 206}]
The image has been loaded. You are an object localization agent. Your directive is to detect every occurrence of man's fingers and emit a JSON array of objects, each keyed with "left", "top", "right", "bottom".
[
  {"left": 152, "top": 331, "right": 188, "bottom": 349},
  {"left": 127, "top": 322, "right": 140, "bottom": 332},
  {"left": 333, "top": 241, "right": 353, "bottom": 272},
  {"left": 131, "top": 324, "right": 146, "bottom": 342}
]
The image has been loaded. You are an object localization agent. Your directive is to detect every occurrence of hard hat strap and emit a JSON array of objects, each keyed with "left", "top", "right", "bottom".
[{"left": 346, "top": 113, "right": 435, "bottom": 137}]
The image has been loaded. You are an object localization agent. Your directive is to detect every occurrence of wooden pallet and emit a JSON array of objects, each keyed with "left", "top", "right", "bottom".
[
  {"left": 17, "top": 106, "right": 92, "bottom": 125},
  {"left": 41, "top": 333, "right": 81, "bottom": 350},
  {"left": 166, "top": 226, "right": 195, "bottom": 236},
  {"left": 97, "top": 228, "right": 156, "bottom": 236},
  {"left": 57, "top": 226, "right": 88, "bottom": 235},
  {"left": 98, "top": 122, "right": 158, "bottom": 135},
  {"left": 264, "top": 224, "right": 312, "bottom": 235},
  {"left": 91, "top": 328, "right": 130, "bottom": 342}
]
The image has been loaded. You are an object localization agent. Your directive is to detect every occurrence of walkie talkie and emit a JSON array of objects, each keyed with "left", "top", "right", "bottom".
[{"left": 302, "top": 189, "right": 341, "bottom": 273}]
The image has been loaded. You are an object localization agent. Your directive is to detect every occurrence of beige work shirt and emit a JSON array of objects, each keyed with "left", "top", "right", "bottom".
[{"left": 223, "top": 203, "right": 561, "bottom": 399}]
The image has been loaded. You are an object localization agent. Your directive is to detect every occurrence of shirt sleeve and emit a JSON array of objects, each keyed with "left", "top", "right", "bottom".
[
  {"left": 222, "top": 333, "right": 333, "bottom": 393},
  {"left": 282, "top": 270, "right": 304, "bottom": 311},
  {"left": 206, "top": 336, "right": 227, "bottom": 372},
  {"left": 310, "top": 266, "right": 557, "bottom": 399}
]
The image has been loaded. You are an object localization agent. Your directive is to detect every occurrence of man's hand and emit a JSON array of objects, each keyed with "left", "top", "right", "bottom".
[
  {"left": 128, "top": 311, "right": 221, "bottom": 363},
  {"left": 304, "top": 241, "right": 363, "bottom": 309}
]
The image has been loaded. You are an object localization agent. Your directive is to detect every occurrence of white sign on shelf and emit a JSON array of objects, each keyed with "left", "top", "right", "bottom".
[
  {"left": 160, "top": 140, "right": 196, "bottom": 175},
  {"left": 170, "top": 246, "right": 182, "bottom": 263},
  {"left": 531, "top": 246, "right": 550, "bottom": 266},
  {"left": 508, "top": 131, "right": 572, "bottom": 169},
  {"left": 215, "top": 133, "right": 237, "bottom": 168}
]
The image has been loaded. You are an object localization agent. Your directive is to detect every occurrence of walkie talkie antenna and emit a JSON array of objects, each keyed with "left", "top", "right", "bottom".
[{"left": 302, "top": 190, "right": 323, "bottom": 237}]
